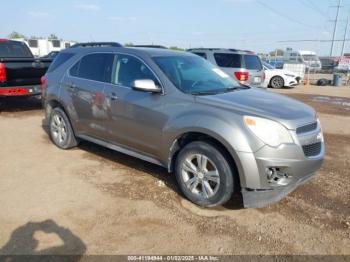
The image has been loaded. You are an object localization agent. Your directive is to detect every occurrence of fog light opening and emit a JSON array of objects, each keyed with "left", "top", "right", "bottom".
[{"left": 266, "top": 167, "right": 292, "bottom": 186}]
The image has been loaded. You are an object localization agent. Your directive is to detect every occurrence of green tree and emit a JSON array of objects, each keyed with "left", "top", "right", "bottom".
[
  {"left": 269, "top": 49, "right": 284, "bottom": 56},
  {"left": 169, "top": 46, "right": 185, "bottom": 51},
  {"left": 8, "top": 31, "right": 26, "bottom": 39},
  {"left": 48, "top": 34, "right": 59, "bottom": 40},
  {"left": 124, "top": 42, "right": 134, "bottom": 47}
]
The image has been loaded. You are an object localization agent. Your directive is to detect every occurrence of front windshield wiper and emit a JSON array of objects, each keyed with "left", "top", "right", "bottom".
[{"left": 191, "top": 91, "right": 223, "bottom": 96}]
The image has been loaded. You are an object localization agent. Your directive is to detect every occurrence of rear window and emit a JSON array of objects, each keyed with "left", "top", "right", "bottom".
[
  {"left": 192, "top": 52, "right": 207, "bottom": 59},
  {"left": 47, "top": 53, "right": 75, "bottom": 73},
  {"left": 243, "top": 55, "right": 262, "bottom": 70},
  {"left": 214, "top": 53, "right": 241, "bottom": 68},
  {"left": 0, "top": 41, "right": 33, "bottom": 58}
]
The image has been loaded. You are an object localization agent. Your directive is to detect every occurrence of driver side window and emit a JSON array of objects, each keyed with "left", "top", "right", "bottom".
[{"left": 112, "top": 54, "right": 158, "bottom": 87}]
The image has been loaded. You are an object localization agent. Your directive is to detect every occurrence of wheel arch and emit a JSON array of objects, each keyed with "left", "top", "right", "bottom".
[{"left": 167, "top": 130, "right": 244, "bottom": 188}]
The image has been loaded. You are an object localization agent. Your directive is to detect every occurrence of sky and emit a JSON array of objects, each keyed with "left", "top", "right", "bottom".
[{"left": 1, "top": 0, "right": 350, "bottom": 56}]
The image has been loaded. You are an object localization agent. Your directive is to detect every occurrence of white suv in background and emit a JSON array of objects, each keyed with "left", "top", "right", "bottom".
[{"left": 188, "top": 48, "right": 265, "bottom": 88}]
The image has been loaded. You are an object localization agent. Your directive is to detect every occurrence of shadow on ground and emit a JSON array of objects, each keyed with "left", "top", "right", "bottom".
[
  {"left": 78, "top": 140, "right": 244, "bottom": 210},
  {"left": 0, "top": 96, "right": 42, "bottom": 114},
  {"left": 0, "top": 220, "right": 86, "bottom": 261}
]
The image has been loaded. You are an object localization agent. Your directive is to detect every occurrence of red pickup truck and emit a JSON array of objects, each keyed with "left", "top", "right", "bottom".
[{"left": 0, "top": 39, "right": 52, "bottom": 97}]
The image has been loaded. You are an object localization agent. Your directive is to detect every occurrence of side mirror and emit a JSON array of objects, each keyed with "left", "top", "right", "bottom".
[{"left": 132, "top": 79, "right": 161, "bottom": 93}]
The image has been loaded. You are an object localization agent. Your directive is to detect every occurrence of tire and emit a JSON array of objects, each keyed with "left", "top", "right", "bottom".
[
  {"left": 175, "top": 141, "right": 235, "bottom": 207},
  {"left": 49, "top": 107, "right": 78, "bottom": 149},
  {"left": 270, "top": 76, "right": 285, "bottom": 88}
]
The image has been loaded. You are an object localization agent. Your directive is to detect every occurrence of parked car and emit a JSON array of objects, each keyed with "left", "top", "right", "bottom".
[
  {"left": 188, "top": 48, "right": 265, "bottom": 88},
  {"left": 42, "top": 43, "right": 325, "bottom": 208},
  {"left": 262, "top": 62, "right": 300, "bottom": 88},
  {"left": 0, "top": 39, "right": 52, "bottom": 97},
  {"left": 42, "top": 51, "right": 60, "bottom": 59}
]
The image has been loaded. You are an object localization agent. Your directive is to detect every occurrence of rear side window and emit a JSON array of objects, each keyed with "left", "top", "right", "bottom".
[
  {"left": 192, "top": 52, "right": 207, "bottom": 59},
  {"left": 0, "top": 41, "right": 33, "bottom": 58},
  {"left": 243, "top": 55, "right": 262, "bottom": 70},
  {"left": 214, "top": 53, "right": 241, "bottom": 68},
  {"left": 47, "top": 53, "right": 75, "bottom": 73},
  {"left": 70, "top": 53, "right": 115, "bottom": 83}
]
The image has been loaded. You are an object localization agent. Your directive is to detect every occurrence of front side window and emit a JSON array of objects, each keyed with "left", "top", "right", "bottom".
[
  {"left": 154, "top": 55, "right": 243, "bottom": 95},
  {"left": 70, "top": 53, "right": 115, "bottom": 82},
  {"left": 112, "top": 54, "right": 158, "bottom": 87}
]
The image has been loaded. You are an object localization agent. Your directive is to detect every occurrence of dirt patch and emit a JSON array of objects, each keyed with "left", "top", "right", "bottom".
[{"left": 286, "top": 93, "right": 350, "bottom": 116}]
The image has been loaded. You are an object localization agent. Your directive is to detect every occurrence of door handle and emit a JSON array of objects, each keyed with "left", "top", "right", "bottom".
[
  {"left": 109, "top": 92, "right": 118, "bottom": 101},
  {"left": 69, "top": 83, "right": 76, "bottom": 89}
]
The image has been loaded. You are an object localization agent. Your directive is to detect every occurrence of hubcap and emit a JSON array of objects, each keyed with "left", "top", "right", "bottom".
[
  {"left": 181, "top": 154, "right": 220, "bottom": 199},
  {"left": 272, "top": 77, "right": 283, "bottom": 88},
  {"left": 51, "top": 114, "right": 68, "bottom": 145}
]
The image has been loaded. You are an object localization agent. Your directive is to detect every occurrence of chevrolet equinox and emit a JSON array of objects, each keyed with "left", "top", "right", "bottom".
[{"left": 42, "top": 43, "right": 325, "bottom": 208}]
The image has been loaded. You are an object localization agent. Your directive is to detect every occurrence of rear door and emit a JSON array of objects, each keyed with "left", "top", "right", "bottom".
[{"left": 63, "top": 53, "right": 115, "bottom": 139}]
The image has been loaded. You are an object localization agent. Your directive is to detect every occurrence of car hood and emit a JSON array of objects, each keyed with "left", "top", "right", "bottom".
[{"left": 195, "top": 88, "right": 316, "bottom": 130}]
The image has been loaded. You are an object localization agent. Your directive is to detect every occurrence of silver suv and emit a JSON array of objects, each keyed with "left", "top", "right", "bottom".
[
  {"left": 42, "top": 43, "right": 324, "bottom": 208},
  {"left": 188, "top": 48, "right": 265, "bottom": 88}
]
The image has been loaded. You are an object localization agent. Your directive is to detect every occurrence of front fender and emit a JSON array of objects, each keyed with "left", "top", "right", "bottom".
[{"left": 160, "top": 110, "right": 265, "bottom": 187}]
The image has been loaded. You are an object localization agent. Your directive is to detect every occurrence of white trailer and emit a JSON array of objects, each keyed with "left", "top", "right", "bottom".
[
  {"left": 11, "top": 38, "right": 76, "bottom": 57},
  {"left": 283, "top": 50, "right": 322, "bottom": 71}
]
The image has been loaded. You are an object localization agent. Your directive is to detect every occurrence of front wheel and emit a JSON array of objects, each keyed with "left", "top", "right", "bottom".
[
  {"left": 49, "top": 107, "right": 78, "bottom": 149},
  {"left": 270, "top": 76, "right": 285, "bottom": 88},
  {"left": 175, "top": 141, "right": 235, "bottom": 207}
]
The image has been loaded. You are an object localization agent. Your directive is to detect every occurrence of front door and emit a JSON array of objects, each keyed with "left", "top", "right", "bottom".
[{"left": 104, "top": 53, "right": 167, "bottom": 157}]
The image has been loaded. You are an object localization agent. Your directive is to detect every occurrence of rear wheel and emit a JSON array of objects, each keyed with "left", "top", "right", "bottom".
[
  {"left": 270, "top": 76, "right": 285, "bottom": 88},
  {"left": 49, "top": 107, "right": 78, "bottom": 149},
  {"left": 175, "top": 141, "right": 235, "bottom": 207}
]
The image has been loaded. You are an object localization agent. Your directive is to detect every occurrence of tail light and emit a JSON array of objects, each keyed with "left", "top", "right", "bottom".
[
  {"left": 0, "top": 63, "right": 7, "bottom": 82},
  {"left": 41, "top": 75, "right": 47, "bottom": 92},
  {"left": 234, "top": 71, "right": 249, "bottom": 81}
]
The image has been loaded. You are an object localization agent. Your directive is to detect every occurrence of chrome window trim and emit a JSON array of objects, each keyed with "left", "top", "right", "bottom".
[{"left": 66, "top": 51, "right": 165, "bottom": 95}]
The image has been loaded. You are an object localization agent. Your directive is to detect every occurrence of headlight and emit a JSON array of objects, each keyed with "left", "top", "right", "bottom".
[{"left": 244, "top": 116, "right": 294, "bottom": 147}]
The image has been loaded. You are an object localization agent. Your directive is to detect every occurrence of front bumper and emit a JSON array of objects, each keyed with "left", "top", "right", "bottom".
[
  {"left": 236, "top": 125, "right": 325, "bottom": 208},
  {"left": 0, "top": 85, "right": 41, "bottom": 97},
  {"left": 242, "top": 172, "right": 316, "bottom": 208}
]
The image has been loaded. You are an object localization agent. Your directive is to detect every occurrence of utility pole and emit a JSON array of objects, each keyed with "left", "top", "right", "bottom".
[
  {"left": 330, "top": 0, "right": 342, "bottom": 57},
  {"left": 341, "top": 18, "right": 349, "bottom": 56}
]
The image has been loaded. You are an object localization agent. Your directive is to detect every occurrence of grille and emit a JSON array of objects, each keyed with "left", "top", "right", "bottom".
[
  {"left": 296, "top": 122, "right": 317, "bottom": 134},
  {"left": 302, "top": 142, "right": 322, "bottom": 157}
]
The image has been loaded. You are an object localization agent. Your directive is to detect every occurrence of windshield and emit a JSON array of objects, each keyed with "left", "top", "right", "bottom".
[
  {"left": 302, "top": 55, "right": 318, "bottom": 61},
  {"left": 153, "top": 55, "right": 244, "bottom": 95},
  {"left": 262, "top": 62, "right": 275, "bottom": 69}
]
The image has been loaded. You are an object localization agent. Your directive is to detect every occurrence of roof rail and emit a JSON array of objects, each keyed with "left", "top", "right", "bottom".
[
  {"left": 70, "top": 42, "right": 122, "bottom": 48},
  {"left": 132, "top": 45, "right": 167, "bottom": 49}
]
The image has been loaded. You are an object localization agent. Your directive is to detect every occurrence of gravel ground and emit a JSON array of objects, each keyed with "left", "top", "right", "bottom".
[{"left": 0, "top": 86, "right": 349, "bottom": 256}]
